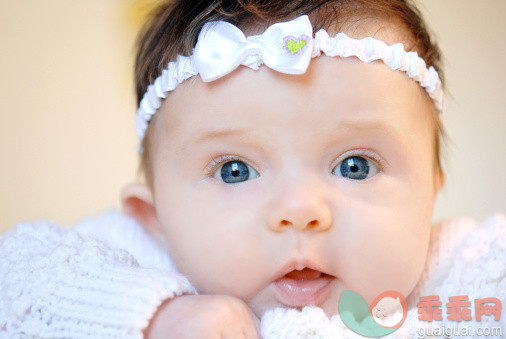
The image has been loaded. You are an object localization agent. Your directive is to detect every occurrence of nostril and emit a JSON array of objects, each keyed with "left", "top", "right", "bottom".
[
  {"left": 280, "top": 220, "right": 291, "bottom": 226},
  {"left": 308, "top": 220, "right": 319, "bottom": 227}
]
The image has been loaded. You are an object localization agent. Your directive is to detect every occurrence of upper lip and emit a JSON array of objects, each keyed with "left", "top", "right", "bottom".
[{"left": 272, "top": 258, "right": 334, "bottom": 282}]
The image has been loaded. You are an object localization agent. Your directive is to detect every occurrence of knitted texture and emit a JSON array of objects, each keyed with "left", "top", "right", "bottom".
[
  {"left": 1, "top": 212, "right": 504, "bottom": 338},
  {"left": 0, "top": 217, "right": 196, "bottom": 338}
]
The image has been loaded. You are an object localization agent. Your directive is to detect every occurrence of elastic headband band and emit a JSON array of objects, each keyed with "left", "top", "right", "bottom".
[{"left": 136, "top": 15, "right": 443, "bottom": 153}]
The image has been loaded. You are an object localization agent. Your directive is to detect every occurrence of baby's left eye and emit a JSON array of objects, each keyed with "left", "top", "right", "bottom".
[
  {"left": 213, "top": 160, "right": 260, "bottom": 184},
  {"left": 332, "top": 156, "right": 378, "bottom": 180}
]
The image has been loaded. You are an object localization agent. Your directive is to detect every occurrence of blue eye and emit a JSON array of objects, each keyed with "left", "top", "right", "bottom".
[
  {"left": 214, "top": 160, "right": 259, "bottom": 184},
  {"left": 333, "top": 156, "right": 378, "bottom": 180}
]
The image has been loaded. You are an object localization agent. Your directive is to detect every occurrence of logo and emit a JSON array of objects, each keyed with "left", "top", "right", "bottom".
[
  {"left": 338, "top": 291, "right": 502, "bottom": 337},
  {"left": 339, "top": 290, "right": 407, "bottom": 337}
]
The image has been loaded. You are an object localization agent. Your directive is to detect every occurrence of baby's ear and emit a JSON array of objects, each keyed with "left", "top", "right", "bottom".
[
  {"left": 435, "top": 169, "right": 446, "bottom": 195},
  {"left": 121, "top": 183, "right": 162, "bottom": 237}
]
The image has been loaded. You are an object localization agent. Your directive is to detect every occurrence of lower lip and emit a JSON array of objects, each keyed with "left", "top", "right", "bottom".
[{"left": 274, "top": 275, "right": 334, "bottom": 307}]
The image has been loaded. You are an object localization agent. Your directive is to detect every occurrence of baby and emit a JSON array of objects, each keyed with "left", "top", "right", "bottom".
[
  {"left": 1, "top": 0, "right": 504, "bottom": 338},
  {"left": 125, "top": 0, "right": 444, "bottom": 336}
]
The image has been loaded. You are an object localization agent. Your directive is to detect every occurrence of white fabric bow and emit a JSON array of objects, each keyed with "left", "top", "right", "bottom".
[{"left": 193, "top": 15, "right": 313, "bottom": 82}]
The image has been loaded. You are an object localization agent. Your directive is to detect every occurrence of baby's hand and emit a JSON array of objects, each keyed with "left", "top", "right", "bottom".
[{"left": 144, "top": 294, "right": 261, "bottom": 339}]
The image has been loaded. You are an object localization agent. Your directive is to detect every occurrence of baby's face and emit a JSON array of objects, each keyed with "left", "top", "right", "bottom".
[{"left": 147, "top": 54, "right": 440, "bottom": 317}]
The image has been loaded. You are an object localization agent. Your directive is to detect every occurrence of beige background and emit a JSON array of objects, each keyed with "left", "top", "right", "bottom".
[{"left": 1, "top": 1, "right": 505, "bottom": 233}]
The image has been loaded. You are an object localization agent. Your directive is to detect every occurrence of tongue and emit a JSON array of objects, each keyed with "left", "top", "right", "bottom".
[{"left": 285, "top": 268, "right": 322, "bottom": 280}]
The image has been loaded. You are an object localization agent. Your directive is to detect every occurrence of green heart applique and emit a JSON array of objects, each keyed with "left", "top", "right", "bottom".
[{"left": 286, "top": 39, "right": 307, "bottom": 54}]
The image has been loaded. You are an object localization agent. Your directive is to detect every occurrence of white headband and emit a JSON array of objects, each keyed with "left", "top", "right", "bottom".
[{"left": 136, "top": 15, "right": 443, "bottom": 153}]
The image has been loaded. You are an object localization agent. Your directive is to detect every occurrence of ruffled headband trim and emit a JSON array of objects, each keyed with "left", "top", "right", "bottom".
[{"left": 136, "top": 15, "right": 443, "bottom": 153}]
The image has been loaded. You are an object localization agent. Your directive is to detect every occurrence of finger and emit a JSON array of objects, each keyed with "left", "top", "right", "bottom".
[
  {"left": 243, "top": 306, "right": 261, "bottom": 339},
  {"left": 222, "top": 322, "right": 244, "bottom": 339},
  {"left": 253, "top": 315, "right": 261, "bottom": 338}
]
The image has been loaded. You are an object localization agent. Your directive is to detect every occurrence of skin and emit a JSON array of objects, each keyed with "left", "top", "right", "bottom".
[{"left": 122, "top": 25, "right": 444, "bottom": 337}]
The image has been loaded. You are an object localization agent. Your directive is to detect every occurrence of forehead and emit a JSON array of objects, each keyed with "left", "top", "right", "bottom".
[{"left": 152, "top": 55, "right": 434, "bottom": 154}]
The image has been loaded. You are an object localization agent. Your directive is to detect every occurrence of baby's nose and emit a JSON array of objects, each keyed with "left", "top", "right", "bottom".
[
  {"left": 277, "top": 216, "right": 329, "bottom": 231},
  {"left": 265, "top": 178, "right": 332, "bottom": 232}
]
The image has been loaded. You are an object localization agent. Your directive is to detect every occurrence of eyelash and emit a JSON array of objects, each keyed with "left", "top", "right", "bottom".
[
  {"left": 204, "top": 149, "right": 388, "bottom": 177},
  {"left": 332, "top": 149, "right": 388, "bottom": 173},
  {"left": 204, "top": 154, "right": 251, "bottom": 177}
]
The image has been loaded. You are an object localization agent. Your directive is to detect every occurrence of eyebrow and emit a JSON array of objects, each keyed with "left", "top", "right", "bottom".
[
  {"left": 338, "top": 119, "right": 399, "bottom": 135},
  {"left": 192, "top": 128, "right": 248, "bottom": 145}
]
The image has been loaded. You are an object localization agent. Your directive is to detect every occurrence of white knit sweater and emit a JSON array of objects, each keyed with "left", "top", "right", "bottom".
[{"left": 0, "top": 211, "right": 504, "bottom": 338}]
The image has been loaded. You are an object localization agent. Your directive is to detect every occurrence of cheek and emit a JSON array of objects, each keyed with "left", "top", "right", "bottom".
[
  {"left": 329, "top": 177, "right": 433, "bottom": 304},
  {"left": 156, "top": 180, "right": 268, "bottom": 296}
]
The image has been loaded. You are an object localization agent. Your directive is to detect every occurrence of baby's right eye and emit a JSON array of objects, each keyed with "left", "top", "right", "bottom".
[
  {"left": 332, "top": 155, "right": 378, "bottom": 180},
  {"left": 213, "top": 160, "right": 260, "bottom": 184}
]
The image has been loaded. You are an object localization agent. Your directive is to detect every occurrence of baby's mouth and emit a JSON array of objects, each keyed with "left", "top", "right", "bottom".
[{"left": 274, "top": 267, "right": 335, "bottom": 308}]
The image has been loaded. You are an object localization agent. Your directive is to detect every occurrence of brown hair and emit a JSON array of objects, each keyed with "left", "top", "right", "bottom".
[{"left": 134, "top": 0, "right": 446, "bottom": 188}]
